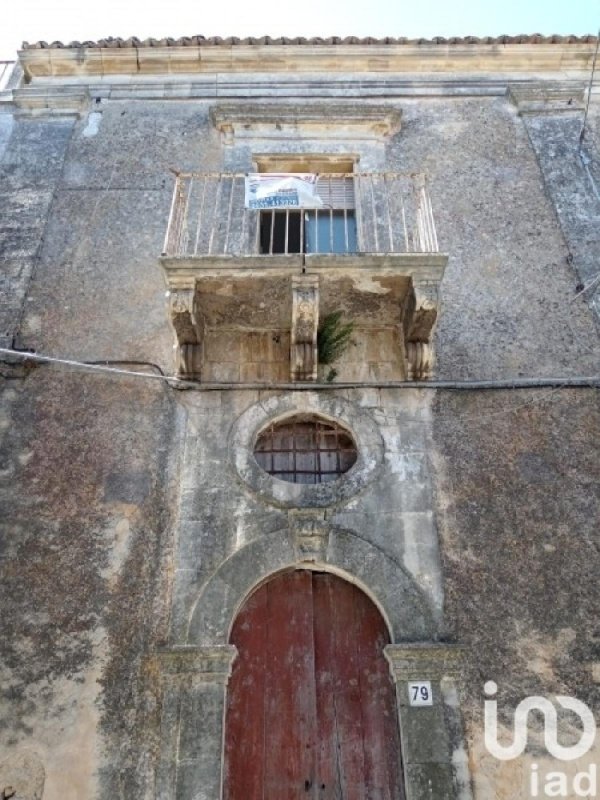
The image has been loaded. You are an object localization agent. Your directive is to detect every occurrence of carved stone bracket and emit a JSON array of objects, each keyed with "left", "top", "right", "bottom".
[
  {"left": 291, "top": 275, "right": 319, "bottom": 381},
  {"left": 384, "top": 643, "right": 464, "bottom": 682},
  {"left": 289, "top": 510, "right": 329, "bottom": 563},
  {"left": 156, "top": 645, "right": 237, "bottom": 687},
  {"left": 404, "top": 277, "right": 440, "bottom": 380},
  {"left": 167, "top": 285, "right": 202, "bottom": 379}
]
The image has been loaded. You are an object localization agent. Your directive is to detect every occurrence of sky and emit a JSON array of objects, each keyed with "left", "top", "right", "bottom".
[{"left": 0, "top": 0, "right": 598, "bottom": 60}]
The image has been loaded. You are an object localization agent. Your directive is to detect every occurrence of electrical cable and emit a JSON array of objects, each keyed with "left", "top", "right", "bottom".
[
  {"left": 579, "top": 29, "right": 600, "bottom": 148},
  {"left": 1, "top": 347, "right": 599, "bottom": 392}
]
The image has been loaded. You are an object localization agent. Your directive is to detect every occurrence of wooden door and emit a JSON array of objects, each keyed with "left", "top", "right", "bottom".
[{"left": 224, "top": 570, "right": 405, "bottom": 800}]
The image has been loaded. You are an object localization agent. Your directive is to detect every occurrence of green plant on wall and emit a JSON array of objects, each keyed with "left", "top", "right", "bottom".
[{"left": 317, "top": 311, "right": 354, "bottom": 382}]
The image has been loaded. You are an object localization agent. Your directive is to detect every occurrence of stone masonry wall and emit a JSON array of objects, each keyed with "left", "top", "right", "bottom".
[{"left": 1, "top": 83, "right": 599, "bottom": 799}]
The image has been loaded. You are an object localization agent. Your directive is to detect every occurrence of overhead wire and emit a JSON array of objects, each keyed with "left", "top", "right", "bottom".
[
  {"left": 1, "top": 347, "right": 599, "bottom": 392},
  {"left": 579, "top": 29, "right": 600, "bottom": 149},
  {"left": 2, "top": 347, "right": 597, "bottom": 430}
]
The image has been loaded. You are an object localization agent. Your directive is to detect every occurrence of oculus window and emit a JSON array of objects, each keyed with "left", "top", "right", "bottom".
[{"left": 254, "top": 415, "right": 357, "bottom": 484}]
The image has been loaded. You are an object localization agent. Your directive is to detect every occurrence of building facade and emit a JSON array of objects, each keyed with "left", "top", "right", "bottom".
[{"left": 0, "top": 34, "right": 599, "bottom": 800}]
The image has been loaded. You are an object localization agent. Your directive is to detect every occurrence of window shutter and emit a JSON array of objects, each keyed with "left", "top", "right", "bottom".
[{"left": 315, "top": 176, "right": 355, "bottom": 209}]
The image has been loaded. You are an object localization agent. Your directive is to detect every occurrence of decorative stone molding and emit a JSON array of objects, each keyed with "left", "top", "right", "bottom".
[
  {"left": 404, "top": 277, "right": 441, "bottom": 380},
  {"left": 385, "top": 643, "right": 469, "bottom": 800},
  {"left": 18, "top": 43, "right": 598, "bottom": 83},
  {"left": 289, "top": 509, "right": 329, "bottom": 562},
  {"left": 229, "top": 393, "right": 384, "bottom": 509},
  {"left": 405, "top": 341, "right": 431, "bottom": 381},
  {"left": 161, "top": 253, "right": 447, "bottom": 383},
  {"left": 156, "top": 646, "right": 237, "bottom": 800},
  {"left": 507, "top": 81, "right": 586, "bottom": 115},
  {"left": 157, "top": 645, "right": 237, "bottom": 687},
  {"left": 211, "top": 102, "right": 402, "bottom": 144},
  {"left": 291, "top": 275, "right": 319, "bottom": 382},
  {"left": 384, "top": 643, "right": 464, "bottom": 682},
  {"left": 187, "top": 528, "right": 437, "bottom": 646},
  {"left": 12, "top": 87, "right": 89, "bottom": 118},
  {"left": 167, "top": 286, "right": 202, "bottom": 379}
]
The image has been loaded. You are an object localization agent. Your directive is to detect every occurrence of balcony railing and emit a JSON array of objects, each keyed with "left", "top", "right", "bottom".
[
  {"left": 162, "top": 172, "right": 439, "bottom": 258},
  {"left": 0, "top": 62, "right": 16, "bottom": 96}
]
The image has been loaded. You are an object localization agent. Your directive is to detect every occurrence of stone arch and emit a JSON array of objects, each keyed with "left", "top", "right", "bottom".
[
  {"left": 186, "top": 524, "right": 437, "bottom": 646},
  {"left": 223, "top": 568, "right": 405, "bottom": 799}
]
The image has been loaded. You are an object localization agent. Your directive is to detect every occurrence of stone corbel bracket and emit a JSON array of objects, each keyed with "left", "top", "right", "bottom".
[
  {"left": 167, "top": 282, "right": 203, "bottom": 379},
  {"left": 403, "top": 274, "right": 442, "bottom": 380},
  {"left": 291, "top": 274, "right": 319, "bottom": 382},
  {"left": 508, "top": 81, "right": 586, "bottom": 115},
  {"left": 289, "top": 509, "right": 329, "bottom": 563}
]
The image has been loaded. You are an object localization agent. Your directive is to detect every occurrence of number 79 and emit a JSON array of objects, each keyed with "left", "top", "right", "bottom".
[{"left": 408, "top": 681, "right": 432, "bottom": 706}]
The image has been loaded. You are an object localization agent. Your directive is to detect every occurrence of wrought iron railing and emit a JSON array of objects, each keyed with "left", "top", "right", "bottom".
[
  {"left": 162, "top": 172, "right": 439, "bottom": 257},
  {"left": 0, "top": 61, "right": 16, "bottom": 96}
]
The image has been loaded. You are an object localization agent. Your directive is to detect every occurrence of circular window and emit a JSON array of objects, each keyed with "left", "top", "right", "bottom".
[
  {"left": 254, "top": 415, "right": 357, "bottom": 485},
  {"left": 230, "top": 394, "right": 383, "bottom": 508}
]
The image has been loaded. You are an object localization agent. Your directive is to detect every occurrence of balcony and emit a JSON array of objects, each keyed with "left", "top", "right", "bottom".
[
  {"left": 159, "top": 172, "right": 447, "bottom": 383},
  {"left": 163, "top": 172, "right": 439, "bottom": 258}
]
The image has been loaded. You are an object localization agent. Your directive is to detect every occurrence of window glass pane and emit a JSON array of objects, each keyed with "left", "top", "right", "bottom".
[{"left": 305, "top": 211, "right": 356, "bottom": 254}]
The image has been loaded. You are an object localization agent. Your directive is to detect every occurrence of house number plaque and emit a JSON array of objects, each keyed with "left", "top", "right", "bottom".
[{"left": 408, "top": 681, "right": 433, "bottom": 706}]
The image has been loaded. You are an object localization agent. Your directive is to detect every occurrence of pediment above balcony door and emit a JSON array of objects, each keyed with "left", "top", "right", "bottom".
[{"left": 210, "top": 102, "right": 402, "bottom": 144}]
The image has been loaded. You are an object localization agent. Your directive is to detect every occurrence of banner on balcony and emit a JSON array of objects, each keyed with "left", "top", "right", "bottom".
[{"left": 245, "top": 173, "right": 324, "bottom": 210}]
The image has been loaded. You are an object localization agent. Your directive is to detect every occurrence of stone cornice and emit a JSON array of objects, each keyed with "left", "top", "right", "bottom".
[
  {"left": 211, "top": 102, "right": 401, "bottom": 143},
  {"left": 18, "top": 42, "right": 598, "bottom": 81},
  {"left": 160, "top": 253, "right": 448, "bottom": 288},
  {"left": 507, "top": 81, "right": 586, "bottom": 114},
  {"left": 12, "top": 86, "right": 89, "bottom": 117}
]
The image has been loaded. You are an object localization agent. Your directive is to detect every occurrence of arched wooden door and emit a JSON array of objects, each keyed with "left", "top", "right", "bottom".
[{"left": 224, "top": 570, "right": 405, "bottom": 799}]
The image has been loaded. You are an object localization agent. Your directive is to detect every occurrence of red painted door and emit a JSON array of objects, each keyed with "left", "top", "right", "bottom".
[{"left": 224, "top": 570, "right": 405, "bottom": 800}]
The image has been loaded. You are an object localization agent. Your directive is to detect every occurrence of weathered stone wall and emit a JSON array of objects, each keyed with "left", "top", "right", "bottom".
[
  {"left": 432, "top": 388, "right": 600, "bottom": 798},
  {"left": 0, "top": 118, "right": 74, "bottom": 348},
  {"left": 0, "top": 370, "right": 179, "bottom": 800},
  {"left": 1, "top": 71, "right": 599, "bottom": 799},
  {"left": 521, "top": 104, "right": 600, "bottom": 320}
]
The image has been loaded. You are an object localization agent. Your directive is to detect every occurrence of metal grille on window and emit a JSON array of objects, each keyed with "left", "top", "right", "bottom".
[
  {"left": 254, "top": 415, "right": 358, "bottom": 484},
  {"left": 259, "top": 176, "right": 357, "bottom": 255}
]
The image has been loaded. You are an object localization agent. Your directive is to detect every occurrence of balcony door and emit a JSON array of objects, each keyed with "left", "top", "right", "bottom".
[
  {"left": 223, "top": 569, "right": 405, "bottom": 800},
  {"left": 255, "top": 155, "right": 357, "bottom": 255}
]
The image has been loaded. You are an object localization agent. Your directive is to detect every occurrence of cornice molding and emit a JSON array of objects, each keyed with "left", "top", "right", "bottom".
[
  {"left": 18, "top": 42, "right": 598, "bottom": 81},
  {"left": 155, "top": 645, "right": 237, "bottom": 686},
  {"left": 384, "top": 643, "right": 465, "bottom": 681},
  {"left": 211, "top": 102, "right": 401, "bottom": 143},
  {"left": 12, "top": 86, "right": 89, "bottom": 117},
  {"left": 507, "top": 81, "right": 586, "bottom": 114}
]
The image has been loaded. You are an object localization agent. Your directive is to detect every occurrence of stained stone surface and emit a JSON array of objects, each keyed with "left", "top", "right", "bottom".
[{"left": 0, "top": 43, "right": 599, "bottom": 800}]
